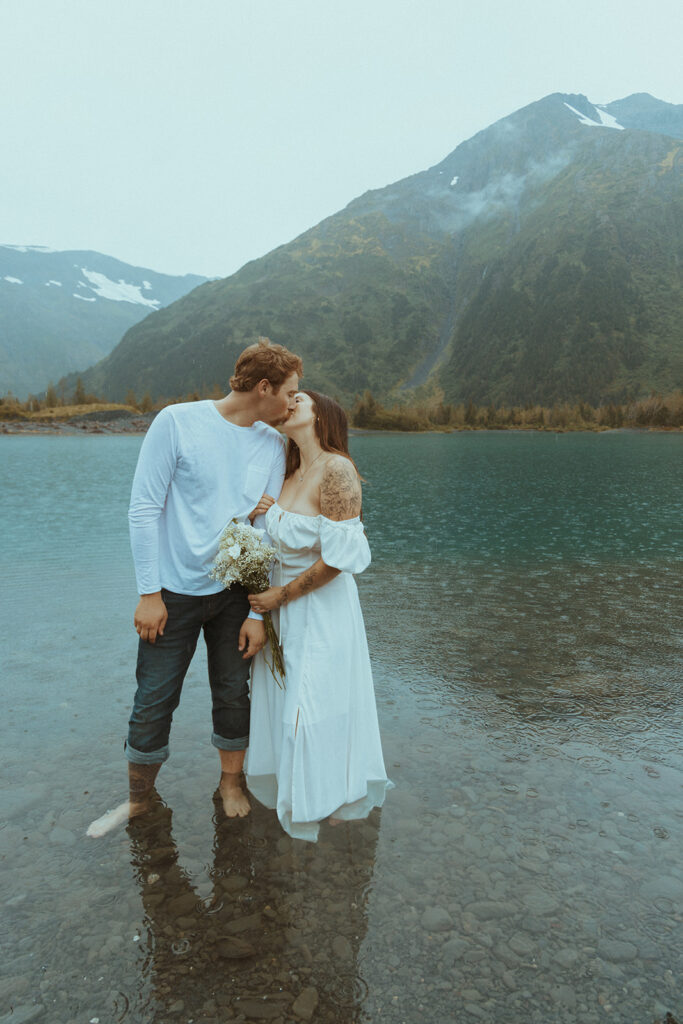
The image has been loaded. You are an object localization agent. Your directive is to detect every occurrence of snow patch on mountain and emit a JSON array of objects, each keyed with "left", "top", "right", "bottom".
[
  {"left": 80, "top": 268, "right": 161, "bottom": 308},
  {"left": 564, "top": 102, "right": 624, "bottom": 131},
  {"left": 595, "top": 106, "right": 625, "bottom": 130},
  {"left": 3, "top": 276, "right": 23, "bottom": 284},
  {"left": 450, "top": 176, "right": 459, "bottom": 186},
  {"left": 2, "top": 244, "right": 56, "bottom": 254},
  {"left": 73, "top": 293, "right": 96, "bottom": 302},
  {"left": 46, "top": 280, "right": 62, "bottom": 287}
]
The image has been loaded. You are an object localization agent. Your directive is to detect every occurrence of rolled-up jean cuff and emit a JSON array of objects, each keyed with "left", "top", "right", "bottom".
[
  {"left": 211, "top": 731, "right": 249, "bottom": 752},
  {"left": 125, "top": 740, "right": 170, "bottom": 765}
]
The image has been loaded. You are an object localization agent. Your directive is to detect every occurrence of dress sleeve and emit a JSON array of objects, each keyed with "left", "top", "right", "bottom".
[{"left": 319, "top": 518, "right": 371, "bottom": 574}]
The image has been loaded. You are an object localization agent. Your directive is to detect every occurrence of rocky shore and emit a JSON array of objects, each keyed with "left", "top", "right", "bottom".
[{"left": 0, "top": 409, "right": 156, "bottom": 435}]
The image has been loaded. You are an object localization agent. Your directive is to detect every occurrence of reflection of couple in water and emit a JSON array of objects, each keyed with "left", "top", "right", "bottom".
[
  {"left": 88, "top": 337, "right": 390, "bottom": 842},
  {"left": 129, "top": 794, "right": 381, "bottom": 1020}
]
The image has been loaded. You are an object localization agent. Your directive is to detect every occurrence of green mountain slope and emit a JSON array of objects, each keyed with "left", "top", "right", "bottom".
[
  {"left": 76, "top": 92, "right": 683, "bottom": 406},
  {"left": 441, "top": 131, "right": 683, "bottom": 404}
]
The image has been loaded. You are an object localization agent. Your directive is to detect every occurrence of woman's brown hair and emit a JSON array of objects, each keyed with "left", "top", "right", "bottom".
[
  {"left": 230, "top": 337, "right": 303, "bottom": 393},
  {"left": 285, "top": 390, "right": 358, "bottom": 479}
]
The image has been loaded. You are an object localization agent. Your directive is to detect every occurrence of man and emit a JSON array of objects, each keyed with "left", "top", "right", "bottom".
[{"left": 87, "top": 338, "right": 303, "bottom": 837}]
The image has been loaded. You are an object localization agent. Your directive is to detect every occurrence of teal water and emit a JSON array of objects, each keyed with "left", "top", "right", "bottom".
[{"left": 1, "top": 432, "right": 682, "bottom": 1024}]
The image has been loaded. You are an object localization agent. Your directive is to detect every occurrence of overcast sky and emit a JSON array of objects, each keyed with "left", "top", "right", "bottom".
[{"left": 1, "top": 0, "right": 681, "bottom": 278}]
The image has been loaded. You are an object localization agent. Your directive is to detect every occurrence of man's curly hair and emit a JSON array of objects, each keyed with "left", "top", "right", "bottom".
[{"left": 229, "top": 337, "right": 303, "bottom": 392}]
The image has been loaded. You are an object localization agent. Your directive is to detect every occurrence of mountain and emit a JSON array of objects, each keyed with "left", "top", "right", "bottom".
[
  {"left": 75, "top": 93, "right": 682, "bottom": 407},
  {"left": 0, "top": 246, "right": 206, "bottom": 397},
  {"left": 602, "top": 93, "right": 683, "bottom": 138}
]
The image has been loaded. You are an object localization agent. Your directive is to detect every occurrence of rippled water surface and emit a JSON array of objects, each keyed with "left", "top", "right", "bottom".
[{"left": 1, "top": 432, "right": 682, "bottom": 1024}]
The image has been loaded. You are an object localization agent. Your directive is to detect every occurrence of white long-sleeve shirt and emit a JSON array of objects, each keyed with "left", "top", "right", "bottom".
[{"left": 128, "top": 400, "right": 286, "bottom": 598}]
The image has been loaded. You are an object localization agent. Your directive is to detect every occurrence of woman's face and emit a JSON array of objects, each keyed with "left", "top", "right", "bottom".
[{"left": 282, "top": 392, "right": 317, "bottom": 435}]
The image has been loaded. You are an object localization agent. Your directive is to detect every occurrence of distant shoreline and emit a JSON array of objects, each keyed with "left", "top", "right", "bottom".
[
  {"left": 1, "top": 413, "right": 680, "bottom": 437},
  {"left": 0, "top": 410, "right": 155, "bottom": 436}
]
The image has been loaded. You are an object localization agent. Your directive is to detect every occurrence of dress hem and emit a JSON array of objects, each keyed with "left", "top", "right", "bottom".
[{"left": 246, "top": 772, "right": 393, "bottom": 842}]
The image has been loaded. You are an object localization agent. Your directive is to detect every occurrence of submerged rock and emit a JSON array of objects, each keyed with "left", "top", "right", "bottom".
[
  {"left": 0, "top": 1006, "right": 45, "bottom": 1024},
  {"left": 331, "top": 934, "right": 353, "bottom": 960},
  {"left": 292, "top": 986, "right": 319, "bottom": 1020},
  {"left": 233, "top": 997, "right": 283, "bottom": 1019},
  {"left": 420, "top": 907, "right": 453, "bottom": 932},
  {"left": 215, "top": 936, "right": 256, "bottom": 959},
  {"left": 48, "top": 826, "right": 76, "bottom": 846},
  {"left": 597, "top": 937, "right": 638, "bottom": 962}
]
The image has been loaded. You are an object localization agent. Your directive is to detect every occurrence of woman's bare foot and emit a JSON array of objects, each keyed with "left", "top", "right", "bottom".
[{"left": 219, "top": 771, "right": 251, "bottom": 818}]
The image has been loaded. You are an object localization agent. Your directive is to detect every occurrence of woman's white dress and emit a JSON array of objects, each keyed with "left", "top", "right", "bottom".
[{"left": 245, "top": 502, "right": 391, "bottom": 841}]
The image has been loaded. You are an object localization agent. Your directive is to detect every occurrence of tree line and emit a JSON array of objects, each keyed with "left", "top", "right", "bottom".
[
  {"left": 0, "top": 378, "right": 157, "bottom": 418},
  {"left": 1, "top": 379, "right": 681, "bottom": 431},
  {"left": 350, "top": 390, "right": 683, "bottom": 431}
]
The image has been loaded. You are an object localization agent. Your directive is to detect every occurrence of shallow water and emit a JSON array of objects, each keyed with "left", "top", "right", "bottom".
[{"left": 1, "top": 432, "right": 682, "bottom": 1024}]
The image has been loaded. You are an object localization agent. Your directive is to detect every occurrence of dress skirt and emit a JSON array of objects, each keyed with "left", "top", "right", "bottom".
[{"left": 245, "top": 503, "right": 391, "bottom": 841}]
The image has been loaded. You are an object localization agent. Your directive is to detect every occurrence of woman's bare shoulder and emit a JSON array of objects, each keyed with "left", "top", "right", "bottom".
[{"left": 320, "top": 454, "right": 362, "bottom": 520}]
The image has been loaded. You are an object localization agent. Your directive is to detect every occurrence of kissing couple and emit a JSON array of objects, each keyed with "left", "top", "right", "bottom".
[{"left": 88, "top": 337, "right": 391, "bottom": 842}]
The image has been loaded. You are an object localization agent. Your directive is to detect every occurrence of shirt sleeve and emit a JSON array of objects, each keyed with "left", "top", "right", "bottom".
[
  {"left": 319, "top": 518, "right": 371, "bottom": 574},
  {"left": 248, "top": 433, "right": 287, "bottom": 621},
  {"left": 128, "top": 409, "right": 178, "bottom": 595}
]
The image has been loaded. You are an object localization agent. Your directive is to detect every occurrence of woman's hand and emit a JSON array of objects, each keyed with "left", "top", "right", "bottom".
[
  {"left": 248, "top": 492, "right": 276, "bottom": 523},
  {"left": 248, "top": 586, "right": 286, "bottom": 613}
]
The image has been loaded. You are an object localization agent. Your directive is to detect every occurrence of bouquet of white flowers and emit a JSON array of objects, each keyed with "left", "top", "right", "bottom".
[{"left": 210, "top": 519, "right": 285, "bottom": 687}]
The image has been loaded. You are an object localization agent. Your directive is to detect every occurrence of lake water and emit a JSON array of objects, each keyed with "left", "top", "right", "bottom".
[{"left": 1, "top": 431, "right": 681, "bottom": 1024}]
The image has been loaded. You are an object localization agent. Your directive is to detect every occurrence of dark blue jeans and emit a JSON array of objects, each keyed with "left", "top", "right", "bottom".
[{"left": 126, "top": 587, "right": 251, "bottom": 765}]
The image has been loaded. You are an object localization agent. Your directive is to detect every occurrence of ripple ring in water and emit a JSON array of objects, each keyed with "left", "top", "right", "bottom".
[
  {"left": 327, "top": 974, "right": 370, "bottom": 1008},
  {"left": 653, "top": 896, "right": 677, "bottom": 916},
  {"left": 198, "top": 895, "right": 225, "bottom": 914},
  {"left": 112, "top": 992, "right": 130, "bottom": 1022},
  {"left": 638, "top": 912, "right": 677, "bottom": 941},
  {"left": 576, "top": 755, "right": 612, "bottom": 773}
]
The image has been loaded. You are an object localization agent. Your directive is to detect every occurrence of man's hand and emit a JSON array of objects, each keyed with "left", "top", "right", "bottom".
[
  {"left": 238, "top": 617, "right": 266, "bottom": 659},
  {"left": 248, "top": 492, "right": 275, "bottom": 523},
  {"left": 134, "top": 592, "right": 168, "bottom": 644}
]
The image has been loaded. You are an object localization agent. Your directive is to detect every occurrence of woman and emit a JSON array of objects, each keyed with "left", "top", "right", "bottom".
[{"left": 244, "top": 390, "right": 391, "bottom": 841}]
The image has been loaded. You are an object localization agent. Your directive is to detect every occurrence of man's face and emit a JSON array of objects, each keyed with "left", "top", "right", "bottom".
[{"left": 262, "top": 371, "right": 299, "bottom": 426}]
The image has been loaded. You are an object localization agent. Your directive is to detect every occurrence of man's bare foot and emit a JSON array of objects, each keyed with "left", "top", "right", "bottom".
[
  {"left": 87, "top": 763, "right": 161, "bottom": 837},
  {"left": 86, "top": 800, "right": 149, "bottom": 837},
  {"left": 219, "top": 772, "right": 251, "bottom": 818}
]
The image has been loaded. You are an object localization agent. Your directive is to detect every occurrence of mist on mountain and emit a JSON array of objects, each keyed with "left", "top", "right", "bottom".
[{"left": 51, "top": 91, "right": 683, "bottom": 407}]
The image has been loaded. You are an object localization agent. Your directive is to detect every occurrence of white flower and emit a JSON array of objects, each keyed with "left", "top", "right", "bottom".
[{"left": 209, "top": 517, "right": 276, "bottom": 589}]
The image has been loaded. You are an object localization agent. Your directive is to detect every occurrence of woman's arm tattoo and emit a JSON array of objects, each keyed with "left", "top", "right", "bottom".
[
  {"left": 279, "top": 561, "right": 339, "bottom": 605},
  {"left": 320, "top": 458, "right": 362, "bottom": 520},
  {"left": 299, "top": 566, "right": 318, "bottom": 596}
]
